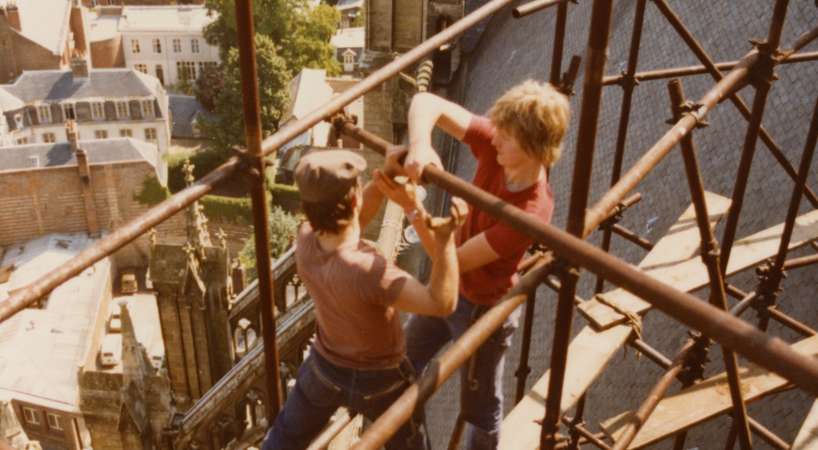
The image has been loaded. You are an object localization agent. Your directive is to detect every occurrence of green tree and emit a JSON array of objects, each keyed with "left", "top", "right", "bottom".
[
  {"left": 239, "top": 206, "right": 301, "bottom": 280},
  {"left": 196, "top": 33, "right": 290, "bottom": 154},
  {"left": 203, "top": 0, "right": 340, "bottom": 76},
  {"left": 194, "top": 63, "right": 224, "bottom": 112}
]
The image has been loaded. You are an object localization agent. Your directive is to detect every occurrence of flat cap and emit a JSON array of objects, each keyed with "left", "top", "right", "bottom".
[{"left": 295, "top": 150, "right": 366, "bottom": 203}]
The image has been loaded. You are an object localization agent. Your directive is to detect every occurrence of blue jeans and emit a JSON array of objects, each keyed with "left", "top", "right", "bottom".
[
  {"left": 405, "top": 296, "right": 520, "bottom": 450},
  {"left": 262, "top": 349, "right": 427, "bottom": 450}
]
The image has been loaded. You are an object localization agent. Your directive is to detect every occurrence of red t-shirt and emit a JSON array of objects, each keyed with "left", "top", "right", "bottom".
[{"left": 458, "top": 116, "right": 554, "bottom": 305}]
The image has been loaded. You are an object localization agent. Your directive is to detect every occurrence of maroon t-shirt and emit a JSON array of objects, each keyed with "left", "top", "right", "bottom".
[
  {"left": 295, "top": 224, "right": 411, "bottom": 369},
  {"left": 458, "top": 116, "right": 554, "bottom": 305}
]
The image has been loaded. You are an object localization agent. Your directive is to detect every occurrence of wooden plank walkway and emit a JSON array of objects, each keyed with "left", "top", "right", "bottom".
[
  {"left": 793, "top": 400, "right": 818, "bottom": 450},
  {"left": 600, "top": 336, "right": 818, "bottom": 449}
]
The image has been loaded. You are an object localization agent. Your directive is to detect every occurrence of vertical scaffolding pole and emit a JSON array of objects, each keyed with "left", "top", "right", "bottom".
[
  {"left": 668, "top": 79, "right": 753, "bottom": 449},
  {"left": 595, "top": 0, "right": 648, "bottom": 293},
  {"left": 234, "top": 0, "right": 283, "bottom": 421},
  {"left": 540, "top": 1, "right": 614, "bottom": 448},
  {"left": 719, "top": 0, "right": 791, "bottom": 272}
]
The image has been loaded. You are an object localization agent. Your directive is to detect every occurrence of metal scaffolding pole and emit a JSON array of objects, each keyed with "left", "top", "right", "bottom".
[{"left": 234, "top": 0, "right": 283, "bottom": 419}]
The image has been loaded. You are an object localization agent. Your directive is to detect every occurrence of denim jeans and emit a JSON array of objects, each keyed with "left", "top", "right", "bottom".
[
  {"left": 405, "top": 296, "right": 520, "bottom": 450},
  {"left": 262, "top": 349, "right": 427, "bottom": 450}
]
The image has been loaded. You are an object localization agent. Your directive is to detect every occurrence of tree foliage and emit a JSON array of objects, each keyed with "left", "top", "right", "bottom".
[
  {"left": 239, "top": 206, "right": 301, "bottom": 280},
  {"left": 203, "top": 0, "right": 340, "bottom": 76},
  {"left": 196, "top": 33, "right": 290, "bottom": 154}
]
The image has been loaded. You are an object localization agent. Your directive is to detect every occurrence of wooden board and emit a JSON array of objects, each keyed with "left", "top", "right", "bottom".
[
  {"left": 793, "top": 400, "right": 818, "bottom": 450},
  {"left": 578, "top": 193, "right": 731, "bottom": 328},
  {"left": 500, "top": 194, "right": 730, "bottom": 450},
  {"left": 581, "top": 206, "right": 818, "bottom": 329},
  {"left": 600, "top": 335, "right": 818, "bottom": 449},
  {"left": 499, "top": 324, "right": 633, "bottom": 449}
]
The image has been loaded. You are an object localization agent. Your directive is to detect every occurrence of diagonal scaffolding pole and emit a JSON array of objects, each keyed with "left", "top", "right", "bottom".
[{"left": 650, "top": 0, "right": 818, "bottom": 212}]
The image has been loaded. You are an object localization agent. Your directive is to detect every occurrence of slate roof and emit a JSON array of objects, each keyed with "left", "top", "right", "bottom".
[
  {"left": 335, "top": 0, "right": 362, "bottom": 11},
  {"left": 169, "top": 94, "right": 210, "bottom": 138},
  {"left": 1, "top": 68, "right": 160, "bottom": 104},
  {"left": 331, "top": 27, "right": 364, "bottom": 49},
  {"left": 0, "top": 138, "right": 159, "bottom": 172},
  {"left": 3, "top": 0, "right": 72, "bottom": 54}
]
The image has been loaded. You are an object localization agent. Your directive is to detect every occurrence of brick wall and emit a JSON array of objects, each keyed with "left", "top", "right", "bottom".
[
  {"left": 0, "top": 162, "right": 185, "bottom": 267},
  {"left": 0, "top": 28, "right": 63, "bottom": 83},
  {"left": 91, "top": 36, "right": 125, "bottom": 69}
]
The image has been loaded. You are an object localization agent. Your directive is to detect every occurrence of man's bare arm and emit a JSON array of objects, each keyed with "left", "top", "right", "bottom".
[{"left": 406, "top": 93, "right": 474, "bottom": 182}]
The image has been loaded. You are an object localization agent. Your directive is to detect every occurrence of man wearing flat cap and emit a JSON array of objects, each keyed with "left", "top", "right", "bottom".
[{"left": 262, "top": 149, "right": 465, "bottom": 450}]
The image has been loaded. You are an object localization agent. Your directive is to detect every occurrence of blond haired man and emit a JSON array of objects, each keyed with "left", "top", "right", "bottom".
[{"left": 376, "top": 80, "right": 570, "bottom": 449}]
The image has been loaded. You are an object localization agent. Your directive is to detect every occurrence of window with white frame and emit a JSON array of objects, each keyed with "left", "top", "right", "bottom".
[
  {"left": 343, "top": 50, "right": 355, "bottom": 66},
  {"left": 22, "top": 407, "right": 39, "bottom": 425},
  {"left": 42, "top": 132, "right": 56, "bottom": 143},
  {"left": 176, "top": 61, "right": 196, "bottom": 82},
  {"left": 142, "top": 100, "right": 155, "bottom": 118},
  {"left": 47, "top": 413, "right": 62, "bottom": 431},
  {"left": 116, "top": 101, "right": 129, "bottom": 119},
  {"left": 94, "top": 130, "right": 108, "bottom": 139},
  {"left": 152, "top": 38, "right": 162, "bottom": 53},
  {"left": 120, "top": 128, "right": 132, "bottom": 137},
  {"left": 191, "top": 38, "right": 200, "bottom": 53},
  {"left": 63, "top": 102, "right": 76, "bottom": 120},
  {"left": 172, "top": 38, "right": 181, "bottom": 53},
  {"left": 134, "top": 64, "right": 148, "bottom": 74},
  {"left": 16, "top": 137, "right": 28, "bottom": 145},
  {"left": 145, "top": 128, "right": 157, "bottom": 141},
  {"left": 91, "top": 102, "right": 105, "bottom": 120},
  {"left": 131, "top": 39, "right": 140, "bottom": 54},
  {"left": 37, "top": 105, "right": 51, "bottom": 124}
]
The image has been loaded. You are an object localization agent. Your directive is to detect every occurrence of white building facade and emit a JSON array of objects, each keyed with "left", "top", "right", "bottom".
[
  {"left": 119, "top": 5, "right": 220, "bottom": 87},
  {"left": 0, "top": 59, "right": 172, "bottom": 178}
]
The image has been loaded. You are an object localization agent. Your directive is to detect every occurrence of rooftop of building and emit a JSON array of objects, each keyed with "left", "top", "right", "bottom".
[
  {"left": 95, "top": 293, "right": 164, "bottom": 375},
  {"left": 118, "top": 4, "right": 217, "bottom": 33},
  {"left": 335, "top": 0, "right": 362, "bottom": 11},
  {"left": 0, "top": 138, "right": 160, "bottom": 173},
  {"left": 169, "top": 94, "right": 210, "bottom": 139},
  {"left": 0, "top": 0, "right": 72, "bottom": 54},
  {"left": 0, "top": 67, "right": 162, "bottom": 105},
  {"left": 330, "top": 26, "right": 364, "bottom": 49},
  {"left": 87, "top": 11, "right": 120, "bottom": 42},
  {"left": 0, "top": 233, "right": 109, "bottom": 413}
]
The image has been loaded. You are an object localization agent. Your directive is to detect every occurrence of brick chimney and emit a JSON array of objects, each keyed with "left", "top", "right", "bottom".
[
  {"left": 66, "top": 120, "right": 100, "bottom": 236},
  {"left": 4, "top": 1, "right": 21, "bottom": 32},
  {"left": 70, "top": 54, "right": 89, "bottom": 79}
]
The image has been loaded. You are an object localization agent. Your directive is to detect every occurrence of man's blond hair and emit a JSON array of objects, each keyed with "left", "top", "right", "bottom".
[{"left": 488, "top": 80, "right": 570, "bottom": 168}]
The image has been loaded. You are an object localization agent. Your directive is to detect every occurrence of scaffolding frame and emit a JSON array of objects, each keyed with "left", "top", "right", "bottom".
[{"left": 2, "top": 0, "right": 818, "bottom": 448}]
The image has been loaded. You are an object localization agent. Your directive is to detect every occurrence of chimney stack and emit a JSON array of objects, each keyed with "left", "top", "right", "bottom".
[
  {"left": 66, "top": 120, "right": 79, "bottom": 152},
  {"left": 70, "top": 54, "right": 89, "bottom": 79},
  {"left": 4, "top": 1, "right": 21, "bottom": 32}
]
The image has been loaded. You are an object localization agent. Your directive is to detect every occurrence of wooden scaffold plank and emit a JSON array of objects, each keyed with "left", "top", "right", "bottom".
[{"left": 793, "top": 400, "right": 818, "bottom": 450}]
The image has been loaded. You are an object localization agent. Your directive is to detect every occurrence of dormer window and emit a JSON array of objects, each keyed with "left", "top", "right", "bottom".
[
  {"left": 14, "top": 113, "right": 23, "bottom": 128},
  {"left": 91, "top": 102, "right": 105, "bottom": 120},
  {"left": 63, "top": 103, "right": 76, "bottom": 120},
  {"left": 115, "top": 101, "right": 129, "bottom": 119},
  {"left": 142, "top": 100, "right": 155, "bottom": 118},
  {"left": 37, "top": 105, "right": 51, "bottom": 124}
]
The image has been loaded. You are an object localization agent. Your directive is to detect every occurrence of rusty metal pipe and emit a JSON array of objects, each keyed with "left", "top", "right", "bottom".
[
  {"left": 596, "top": 0, "right": 648, "bottom": 293},
  {"left": 542, "top": 2, "right": 615, "bottom": 447},
  {"left": 669, "top": 79, "right": 752, "bottom": 449},
  {"left": 513, "top": 0, "right": 567, "bottom": 18},
  {"left": 783, "top": 253, "right": 818, "bottom": 270},
  {"left": 609, "top": 224, "right": 654, "bottom": 251},
  {"left": 258, "top": 0, "right": 514, "bottom": 159},
  {"left": 652, "top": 0, "right": 818, "bottom": 210},
  {"left": 602, "top": 51, "right": 818, "bottom": 86},
  {"left": 515, "top": 290, "right": 538, "bottom": 403},
  {"left": 0, "top": 157, "right": 240, "bottom": 323},
  {"left": 630, "top": 338, "right": 673, "bottom": 370},
  {"left": 235, "top": 0, "right": 284, "bottom": 419},
  {"left": 351, "top": 259, "right": 554, "bottom": 450},
  {"left": 549, "top": 0, "right": 569, "bottom": 86},
  {"left": 611, "top": 340, "right": 696, "bottom": 450},
  {"left": 767, "top": 307, "right": 818, "bottom": 337}
]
